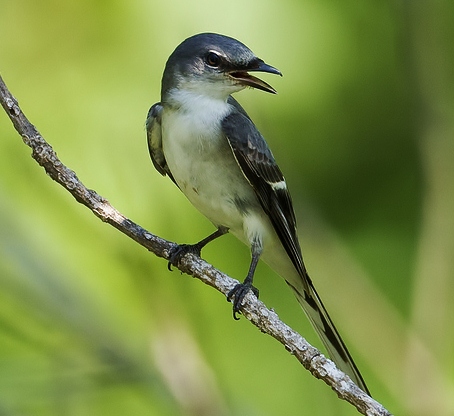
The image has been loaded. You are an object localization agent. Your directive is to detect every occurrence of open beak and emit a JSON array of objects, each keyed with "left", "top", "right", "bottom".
[{"left": 229, "top": 61, "right": 282, "bottom": 94}]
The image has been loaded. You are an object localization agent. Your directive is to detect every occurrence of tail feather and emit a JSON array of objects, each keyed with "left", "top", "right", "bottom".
[{"left": 289, "top": 277, "right": 370, "bottom": 395}]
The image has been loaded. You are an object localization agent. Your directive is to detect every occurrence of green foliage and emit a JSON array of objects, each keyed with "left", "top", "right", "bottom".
[{"left": 1, "top": 0, "right": 454, "bottom": 415}]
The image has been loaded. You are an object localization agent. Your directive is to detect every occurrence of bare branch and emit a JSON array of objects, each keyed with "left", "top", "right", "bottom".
[{"left": 0, "top": 75, "right": 392, "bottom": 416}]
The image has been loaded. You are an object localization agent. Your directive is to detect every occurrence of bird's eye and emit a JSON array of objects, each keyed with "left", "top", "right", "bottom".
[{"left": 205, "top": 52, "right": 221, "bottom": 67}]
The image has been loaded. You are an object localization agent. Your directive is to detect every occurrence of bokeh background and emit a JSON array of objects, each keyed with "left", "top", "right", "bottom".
[{"left": 1, "top": 0, "right": 453, "bottom": 415}]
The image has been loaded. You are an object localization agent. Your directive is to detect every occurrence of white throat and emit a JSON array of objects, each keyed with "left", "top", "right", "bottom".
[{"left": 164, "top": 88, "right": 234, "bottom": 133}]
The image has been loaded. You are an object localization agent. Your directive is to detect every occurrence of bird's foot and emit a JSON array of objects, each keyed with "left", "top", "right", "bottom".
[
  {"left": 227, "top": 282, "right": 259, "bottom": 320},
  {"left": 167, "top": 243, "right": 202, "bottom": 271}
]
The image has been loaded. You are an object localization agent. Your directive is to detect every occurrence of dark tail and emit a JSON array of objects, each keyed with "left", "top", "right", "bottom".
[{"left": 290, "top": 275, "right": 370, "bottom": 395}]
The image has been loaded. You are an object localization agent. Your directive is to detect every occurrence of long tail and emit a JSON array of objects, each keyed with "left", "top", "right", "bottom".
[{"left": 289, "top": 275, "right": 370, "bottom": 395}]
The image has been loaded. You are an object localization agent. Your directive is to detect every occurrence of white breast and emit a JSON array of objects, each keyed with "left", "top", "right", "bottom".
[{"left": 161, "top": 91, "right": 264, "bottom": 237}]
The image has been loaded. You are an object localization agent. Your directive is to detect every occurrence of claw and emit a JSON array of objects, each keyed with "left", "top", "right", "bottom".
[
  {"left": 166, "top": 229, "right": 228, "bottom": 271},
  {"left": 227, "top": 283, "right": 259, "bottom": 319},
  {"left": 167, "top": 243, "right": 202, "bottom": 270}
]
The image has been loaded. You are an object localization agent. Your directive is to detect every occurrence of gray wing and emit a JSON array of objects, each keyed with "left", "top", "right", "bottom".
[
  {"left": 223, "top": 98, "right": 307, "bottom": 284},
  {"left": 146, "top": 103, "right": 177, "bottom": 184},
  {"left": 222, "top": 99, "right": 370, "bottom": 395}
]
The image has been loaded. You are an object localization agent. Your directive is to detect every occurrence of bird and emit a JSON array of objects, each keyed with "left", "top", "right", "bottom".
[{"left": 146, "top": 32, "right": 369, "bottom": 394}]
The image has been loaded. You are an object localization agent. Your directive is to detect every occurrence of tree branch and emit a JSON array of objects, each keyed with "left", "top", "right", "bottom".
[{"left": 0, "top": 75, "right": 391, "bottom": 416}]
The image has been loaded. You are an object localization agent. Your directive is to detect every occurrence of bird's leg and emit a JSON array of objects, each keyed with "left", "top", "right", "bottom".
[
  {"left": 168, "top": 226, "right": 228, "bottom": 270},
  {"left": 227, "top": 240, "right": 261, "bottom": 320}
]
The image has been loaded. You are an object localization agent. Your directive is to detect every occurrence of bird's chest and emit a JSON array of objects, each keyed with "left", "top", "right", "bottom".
[
  {"left": 162, "top": 109, "right": 231, "bottom": 188},
  {"left": 161, "top": 107, "right": 255, "bottom": 228}
]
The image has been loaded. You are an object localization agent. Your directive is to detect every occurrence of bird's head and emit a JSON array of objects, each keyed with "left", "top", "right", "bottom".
[{"left": 161, "top": 33, "right": 282, "bottom": 101}]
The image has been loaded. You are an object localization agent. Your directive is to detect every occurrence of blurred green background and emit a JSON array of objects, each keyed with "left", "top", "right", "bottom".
[{"left": 1, "top": 0, "right": 453, "bottom": 415}]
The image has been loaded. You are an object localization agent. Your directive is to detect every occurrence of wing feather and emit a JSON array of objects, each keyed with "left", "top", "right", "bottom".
[
  {"left": 146, "top": 103, "right": 177, "bottom": 184},
  {"left": 222, "top": 100, "right": 307, "bottom": 285}
]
